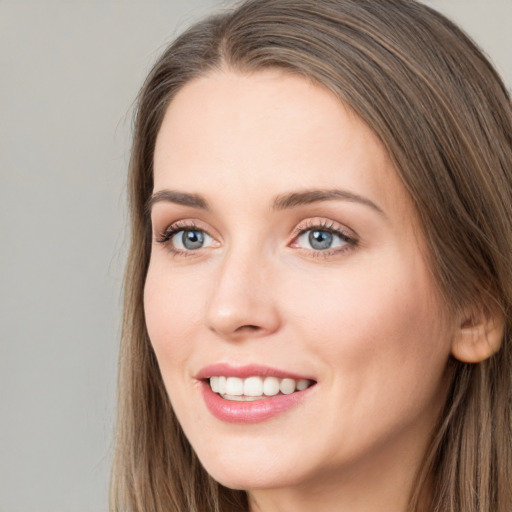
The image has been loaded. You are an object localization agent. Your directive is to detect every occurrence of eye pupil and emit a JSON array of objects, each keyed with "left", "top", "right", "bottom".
[
  {"left": 309, "top": 230, "right": 333, "bottom": 250},
  {"left": 182, "top": 230, "right": 204, "bottom": 250}
]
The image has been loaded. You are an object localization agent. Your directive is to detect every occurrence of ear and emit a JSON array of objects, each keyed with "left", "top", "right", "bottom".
[{"left": 451, "top": 302, "right": 505, "bottom": 363}]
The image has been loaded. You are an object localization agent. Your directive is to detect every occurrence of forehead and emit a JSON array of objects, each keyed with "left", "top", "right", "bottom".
[{"left": 153, "top": 69, "right": 411, "bottom": 217}]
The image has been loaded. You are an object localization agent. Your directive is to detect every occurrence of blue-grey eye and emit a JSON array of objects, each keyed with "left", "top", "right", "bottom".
[
  {"left": 296, "top": 229, "right": 348, "bottom": 251},
  {"left": 171, "top": 229, "right": 213, "bottom": 250},
  {"left": 309, "top": 230, "right": 333, "bottom": 250}
]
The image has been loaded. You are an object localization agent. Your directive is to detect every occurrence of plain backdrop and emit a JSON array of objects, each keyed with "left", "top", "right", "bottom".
[{"left": 1, "top": 1, "right": 511, "bottom": 511}]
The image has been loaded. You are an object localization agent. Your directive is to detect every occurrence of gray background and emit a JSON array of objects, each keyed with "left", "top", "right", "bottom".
[{"left": 1, "top": 1, "right": 511, "bottom": 511}]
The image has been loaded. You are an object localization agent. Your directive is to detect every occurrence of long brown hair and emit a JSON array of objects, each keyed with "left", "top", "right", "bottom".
[{"left": 111, "top": 1, "right": 512, "bottom": 510}]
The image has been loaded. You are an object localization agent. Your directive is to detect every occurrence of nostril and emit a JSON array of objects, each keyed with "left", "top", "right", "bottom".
[{"left": 236, "top": 325, "right": 261, "bottom": 332}]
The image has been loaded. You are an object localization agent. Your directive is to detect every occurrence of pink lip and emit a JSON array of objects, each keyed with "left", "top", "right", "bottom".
[
  {"left": 196, "top": 363, "right": 316, "bottom": 424},
  {"left": 200, "top": 382, "right": 315, "bottom": 424}
]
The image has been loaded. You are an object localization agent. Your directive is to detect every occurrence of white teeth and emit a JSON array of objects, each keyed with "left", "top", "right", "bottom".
[
  {"left": 280, "top": 378, "right": 296, "bottom": 395},
  {"left": 296, "top": 379, "right": 309, "bottom": 391},
  {"left": 225, "top": 377, "right": 244, "bottom": 396},
  {"left": 210, "top": 376, "right": 219, "bottom": 393},
  {"left": 244, "top": 376, "right": 263, "bottom": 396},
  {"left": 208, "top": 375, "right": 313, "bottom": 400},
  {"left": 218, "top": 376, "right": 226, "bottom": 394},
  {"left": 263, "top": 376, "right": 280, "bottom": 396},
  {"left": 222, "top": 394, "right": 263, "bottom": 401}
]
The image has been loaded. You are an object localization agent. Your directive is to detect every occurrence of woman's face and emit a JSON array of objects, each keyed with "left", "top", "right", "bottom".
[{"left": 145, "top": 70, "right": 456, "bottom": 504}]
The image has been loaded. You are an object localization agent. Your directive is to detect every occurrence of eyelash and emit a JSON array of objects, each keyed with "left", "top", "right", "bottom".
[
  {"left": 291, "top": 219, "right": 357, "bottom": 258},
  {"left": 155, "top": 220, "right": 210, "bottom": 257},
  {"left": 155, "top": 219, "right": 357, "bottom": 258}
]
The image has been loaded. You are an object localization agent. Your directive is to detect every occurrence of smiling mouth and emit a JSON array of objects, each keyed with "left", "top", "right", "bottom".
[{"left": 209, "top": 376, "right": 315, "bottom": 401}]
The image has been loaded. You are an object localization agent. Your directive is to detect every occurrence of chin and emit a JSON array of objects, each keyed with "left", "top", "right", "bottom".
[
  {"left": 206, "top": 465, "right": 299, "bottom": 492},
  {"left": 195, "top": 442, "right": 309, "bottom": 491}
]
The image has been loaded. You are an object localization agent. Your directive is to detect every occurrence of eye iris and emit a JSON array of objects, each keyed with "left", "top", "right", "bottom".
[
  {"left": 182, "top": 230, "right": 204, "bottom": 250},
  {"left": 309, "top": 230, "right": 333, "bottom": 250}
]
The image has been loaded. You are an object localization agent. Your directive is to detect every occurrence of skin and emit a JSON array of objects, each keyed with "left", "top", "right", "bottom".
[{"left": 144, "top": 69, "right": 460, "bottom": 512}]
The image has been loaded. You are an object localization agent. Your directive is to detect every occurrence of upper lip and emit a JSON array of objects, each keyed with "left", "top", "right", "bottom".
[{"left": 196, "top": 363, "right": 315, "bottom": 381}]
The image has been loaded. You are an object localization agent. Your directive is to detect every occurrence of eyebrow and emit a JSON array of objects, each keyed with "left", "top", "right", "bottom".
[
  {"left": 147, "top": 188, "right": 385, "bottom": 217},
  {"left": 146, "top": 189, "right": 210, "bottom": 214},
  {"left": 272, "top": 189, "right": 385, "bottom": 216}
]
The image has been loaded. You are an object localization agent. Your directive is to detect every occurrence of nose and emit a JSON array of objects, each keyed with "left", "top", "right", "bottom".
[{"left": 205, "top": 246, "right": 281, "bottom": 340}]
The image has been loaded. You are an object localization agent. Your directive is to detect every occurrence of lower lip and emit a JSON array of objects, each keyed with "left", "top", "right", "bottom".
[{"left": 200, "top": 381, "right": 315, "bottom": 424}]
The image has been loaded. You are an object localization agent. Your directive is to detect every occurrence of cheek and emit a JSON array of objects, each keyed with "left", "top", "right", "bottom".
[
  {"left": 285, "top": 253, "right": 452, "bottom": 397},
  {"left": 280, "top": 257, "right": 453, "bottom": 461},
  {"left": 143, "top": 265, "right": 202, "bottom": 374}
]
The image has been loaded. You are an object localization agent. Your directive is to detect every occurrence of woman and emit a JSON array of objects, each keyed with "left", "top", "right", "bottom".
[{"left": 111, "top": 1, "right": 512, "bottom": 511}]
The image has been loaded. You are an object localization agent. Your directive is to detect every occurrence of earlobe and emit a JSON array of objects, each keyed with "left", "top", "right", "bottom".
[{"left": 451, "top": 304, "right": 505, "bottom": 363}]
